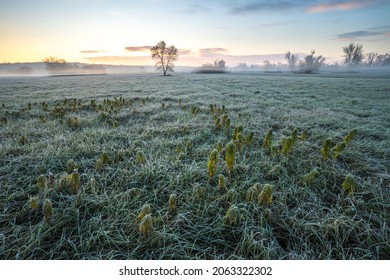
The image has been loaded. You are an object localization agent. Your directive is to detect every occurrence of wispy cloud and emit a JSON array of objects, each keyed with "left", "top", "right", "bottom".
[
  {"left": 178, "top": 49, "right": 195, "bottom": 55},
  {"left": 231, "top": 1, "right": 296, "bottom": 14},
  {"left": 124, "top": 46, "right": 152, "bottom": 52},
  {"left": 335, "top": 27, "right": 390, "bottom": 41},
  {"left": 79, "top": 50, "right": 107, "bottom": 54},
  {"left": 229, "top": 0, "right": 386, "bottom": 14},
  {"left": 199, "top": 48, "right": 228, "bottom": 55},
  {"left": 307, "top": 0, "right": 374, "bottom": 13}
]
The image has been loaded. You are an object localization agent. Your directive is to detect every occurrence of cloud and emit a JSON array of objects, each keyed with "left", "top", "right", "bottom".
[
  {"left": 199, "top": 48, "right": 228, "bottom": 55},
  {"left": 307, "top": 0, "right": 374, "bottom": 13},
  {"left": 229, "top": 0, "right": 387, "bottom": 14},
  {"left": 79, "top": 50, "right": 106, "bottom": 54},
  {"left": 336, "top": 28, "right": 390, "bottom": 40},
  {"left": 230, "top": 1, "right": 296, "bottom": 14},
  {"left": 178, "top": 49, "right": 195, "bottom": 55},
  {"left": 124, "top": 46, "right": 152, "bottom": 52}
]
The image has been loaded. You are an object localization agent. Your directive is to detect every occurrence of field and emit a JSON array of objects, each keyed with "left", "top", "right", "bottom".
[{"left": 0, "top": 72, "right": 389, "bottom": 260}]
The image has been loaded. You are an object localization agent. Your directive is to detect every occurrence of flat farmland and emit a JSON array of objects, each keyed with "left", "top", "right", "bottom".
[{"left": 0, "top": 72, "right": 389, "bottom": 259}]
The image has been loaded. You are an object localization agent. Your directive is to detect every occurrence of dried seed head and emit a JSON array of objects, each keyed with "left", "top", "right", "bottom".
[
  {"left": 29, "top": 196, "right": 39, "bottom": 212},
  {"left": 216, "top": 141, "right": 223, "bottom": 153},
  {"left": 136, "top": 204, "right": 152, "bottom": 224},
  {"left": 332, "top": 141, "right": 347, "bottom": 159},
  {"left": 344, "top": 128, "right": 357, "bottom": 145},
  {"left": 263, "top": 128, "right": 272, "bottom": 150},
  {"left": 246, "top": 184, "right": 260, "bottom": 202},
  {"left": 37, "top": 175, "right": 47, "bottom": 191},
  {"left": 302, "top": 169, "right": 320, "bottom": 186},
  {"left": 224, "top": 205, "right": 240, "bottom": 226},
  {"left": 225, "top": 142, "right": 236, "bottom": 175},
  {"left": 291, "top": 128, "right": 298, "bottom": 145},
  {"left": 135, "top": 150, "right": 146, "bottom": 164},
  {"left": 207, "top": 149, "right": 219, "bottom": 178},
  {"left": 342, "top": 174, "right": 357, "bottom": 195},
  {"left": 281, "top": 137, "right": 294, "bottom": 155},
  {"left": 258, "top": 184, "right": 273, "bottom": 205},
  {"left": 217, "top": 174, "right": 226, "bottom": 191},
  {"left": 321, "top": 138, "right": 332, "bottom": 160},
  {"left": 226, "top": 188, "right": 237, "bottom": 202},
  {"left": 301, "top": 130, "right": 308, "bottom": 141},
  {"left": 168, "top": 194, "right": 177, "bottom": 212},
  {"left": 43, "top": 199, "right": 53, "bottom": 225},
  {"left": 139, "top": 214, "right": 153, "bottom": 235},
  {"left": 19, "top": 135, "right": 28, "bottom": 145},
  {"left": 67, "top": 169, "right": 81, "bottom": 193},
  {"left": 66, "top": 159, "right": 78, "bottom": 174},
  {"left": 192, "top": 184, "right": 205, "bottom": 200}
]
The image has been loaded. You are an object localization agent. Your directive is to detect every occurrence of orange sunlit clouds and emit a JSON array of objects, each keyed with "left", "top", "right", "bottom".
[{"left": 307, "top": 0, "right": 372, "bottom": 13}]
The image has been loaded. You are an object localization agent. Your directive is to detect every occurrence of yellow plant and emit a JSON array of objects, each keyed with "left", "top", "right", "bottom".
[
  {"left": 321, "top": 138, "right": 332, "bottom": 160},
  {"left": 67, "top": 117, "right": 79, "bottom": 128},
  {"left": 139, "top": 214, "right": 153, "bottom": 235},
  {"left": 344, "top": 128, "right": 357, "bottom": 145},
  {"left": 192, "top": 184, "right": 205, "bottom": 200},
  {"left": 258, "top": 184, "right": 273, "bottom": 205},
  {"left": 136, "top": 150, "right": 146, "bottom": 164},
  {"left": 235, "top": 132, "right": 245, "bottom": 152},
  {"left": 224, "top": 205, "right": 240, "bottom": 226},
  {"left": 291, "top": 128, "right": 298, "bottom": 145},
  {"left": 226, "top": 188, "right": 237, "bottom": 202},
  {"left": 342, "top": 174, "right": 356, "bottom": 195},
  {"left": 246, "top": 183, "right": 260, "bottom": 202},
  {"left": 136, "top": 203, "right": 152, "bottom": 224},
  {"left": 225, "top": 142, "right": 236, "bottom": 177},
  {"left": 218, "top": 174, "right": 226, "bottom": 191},
  {"left": 302, "top": 169, "right": 320, "bottom": 186},
  {"left": 168, "top": 194, "right": 177, "bottom": 212},
  {"left": 66, "top": 159, "right": 78, "bottom": 174},
  {"left": 43, "top": 199, "right": 53, "bottom": 225},
  {"left": 29, "top": 196, "right": 39, "bottom": 214},
  {"left": 19, "top": 135, "right": 28, "bottom": 145},
  {"left": 300, "top": 130, "right": 308, "bottom": 141},
  {"left": 216, "top": 141, "right": 223, "bottom": 152},
  {"left": 332, "top": 141, "right": 347, "bottom": 159},
  {"left": 207, "top": 149, "right": 219, "bottom": 179},
  {"left": 246, "top": 132, "right": 254, "bottom": 145},
  {"left": 67, "top": 169, "right": 81, "bottom": 193},
  {"left": 281, "top": 137, "right": 294, "bottom": 155},
  {"left": 263, "top": 128, "right": 272, "bottom": 150},
  {"left": 37, "top": 175, "right": 47, "bottom": 191}
]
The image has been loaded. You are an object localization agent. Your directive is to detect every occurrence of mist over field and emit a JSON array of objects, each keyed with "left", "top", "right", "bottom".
[{"left": 1, "top": 72, "right": 389, "bottom": 260}]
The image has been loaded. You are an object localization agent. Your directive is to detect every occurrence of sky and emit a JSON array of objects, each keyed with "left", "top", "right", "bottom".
[{"left": 1, "top": 0, "right": 390, "bottom": 66}]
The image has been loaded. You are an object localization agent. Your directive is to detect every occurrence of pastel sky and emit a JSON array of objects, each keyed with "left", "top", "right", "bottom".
[{"left": 1, "top": 0, "right": 390, "bottom": 66}]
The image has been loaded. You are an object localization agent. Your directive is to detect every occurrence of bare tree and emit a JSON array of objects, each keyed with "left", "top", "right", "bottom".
[
  {"left": 300, "top": 50, "right": 325, "bottom": 73},
  {"left": 285, "top": 51, "right": 298, "bottom": 69},
  {"left": 150, "top": 41, "right": 178, "bottom": 76},
  {"left": 343, "top": 43, "right": 364, "bottom": 66},
  {"left": 365, "top": 52, "right": 378, "bottom": 65}
]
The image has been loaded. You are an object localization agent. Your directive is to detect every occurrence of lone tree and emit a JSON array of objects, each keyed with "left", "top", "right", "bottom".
[
  {"left": 300, "top": 50, "right": 325, "bottom": 73},
  {"left": 285, "top": 51, "right": 298, "bottom": 69},
  {"left": 343, "top": 43, "right": 364, "bottom": 66},
  {"left": 150, "top": 41, "right": 178, "bottom": 76}
]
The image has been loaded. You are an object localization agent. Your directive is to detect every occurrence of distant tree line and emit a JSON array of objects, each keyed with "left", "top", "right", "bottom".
[
  {"left": 43, "top": 57, "right": 105, "bottom": 74},
  {"left": 342, "top": 43, "right": 390, "bottom": 66}
]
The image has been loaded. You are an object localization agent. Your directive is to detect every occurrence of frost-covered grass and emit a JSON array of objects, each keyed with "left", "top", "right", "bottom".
[{"left": 0, "top": 73, "right": 389, "bottom": 259}]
